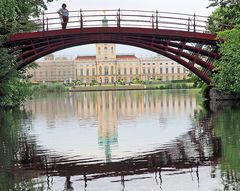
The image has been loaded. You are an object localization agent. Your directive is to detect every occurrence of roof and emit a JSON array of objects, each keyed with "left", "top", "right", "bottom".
[
  {"left": 116, "top": 55, "right": 138, "bottom": 60},
  {"left": 75, "top": 56, "right": 96, "bottom": 60},
  {"left": 75, "top": 54, "right": 139, "bottom": 60}
]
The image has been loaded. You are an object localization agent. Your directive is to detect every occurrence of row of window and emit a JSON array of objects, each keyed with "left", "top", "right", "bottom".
[
  {"left": 80, "top": 75, "right": 185, "bottom": 83},
  {"left": 78, "top": 62, "right": 178, "bottom": 67},
  {"left": 35, "top": 71, "right": 73, "bottom": 76},
  {"left": 79, "top": 67, "right": 187, "bottom": 76}
]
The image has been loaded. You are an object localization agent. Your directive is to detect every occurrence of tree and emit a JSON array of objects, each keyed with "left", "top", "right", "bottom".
[
  {"left": 213, "top": 27, "right": 240, "bottom": 93},
  {"left": 207, "top": 0, "right": 240, "bottom": 33},
  {"left": 0, "top": 0, "right": 55, "bottom": 107},
  {"left": 207, "top": 0, "right": 240, "bottom": 93}
]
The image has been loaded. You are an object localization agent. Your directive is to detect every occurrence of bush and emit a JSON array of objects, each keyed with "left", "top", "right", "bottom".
[{"left": 201, "top": 84, "right": 212, "bottom": 99}]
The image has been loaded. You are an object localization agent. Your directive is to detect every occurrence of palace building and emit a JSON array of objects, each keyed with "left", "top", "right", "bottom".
[{"left": 29, "top": 49, "right": 188, "bottom": 84}]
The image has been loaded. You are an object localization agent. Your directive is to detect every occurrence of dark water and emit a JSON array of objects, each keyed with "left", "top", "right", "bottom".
[{"left": 0, "top": 90, "right": 240, "bottom": 191}]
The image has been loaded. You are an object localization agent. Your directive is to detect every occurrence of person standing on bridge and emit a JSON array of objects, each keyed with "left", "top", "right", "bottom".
[{"left": 57, "top": 3, "right": 69, "bottom": 29}]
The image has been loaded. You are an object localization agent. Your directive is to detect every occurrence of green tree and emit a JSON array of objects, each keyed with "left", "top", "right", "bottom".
[
  {"left": 213, "top": 27, "right": 240, "bottom": 93},
  {"left": 0, "top": 0, "right": 55, "bottom": 107},
  {"left": 207, "top": 3, "right": 240, "bottom": 33},
  {"left": 207, "top": 0, "right": 240, "bottom": 94}
]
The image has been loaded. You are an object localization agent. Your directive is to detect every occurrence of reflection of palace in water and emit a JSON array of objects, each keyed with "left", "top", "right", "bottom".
[{"left": 25, "top": 91, "right": 198, "bottom": 162}]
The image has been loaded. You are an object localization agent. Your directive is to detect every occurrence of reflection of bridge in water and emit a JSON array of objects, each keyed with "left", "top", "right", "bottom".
[
  {"left": 16, "top": 91, "right": 222, "bottom": 190},
  {"left": 16, "top": 112, "right": 221, "bottom": 186}
]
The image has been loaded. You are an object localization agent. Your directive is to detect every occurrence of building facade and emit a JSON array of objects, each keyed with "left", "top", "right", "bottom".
[
  {"left": 75, "top": 44, "right": 188, "bottom": 84},
  {"left": 29, "top": 54, "right": 75, "bottom": 82},
  {"left": 29, "top": 49, "right": 188, "bottom": 83}
]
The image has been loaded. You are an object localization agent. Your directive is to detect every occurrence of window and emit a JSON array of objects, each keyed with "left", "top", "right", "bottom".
[
  {"left": 105, "top": 77, "right": 108, "bottom": 84},
  {"left": 143, "top": 68, "right": 146, "bottom": 74},
  {"left": 124, "top": 68, "right": 127, "bottom": 75},
  {"left": 148, "top": 67, "right": 151, "bottom": 74},
  {"left": 99, "top": 66, "right": 102, "bottom": 75},
  {"left": 80, "top": 69, "right": 83, "bottom": 76},
  {"left": 177, "top": 68, "right": 180, "bottom": 74},
  {"left": 98, "top": 47, "right": 101, "bottom": 55},
  {"left": 92, "top": 68, "right": 95, "bottom": 76},
  {"left": 104, "top": 46, "right": 108, "bottom": 55},
  {"left": 136, "top": 68, "right": 138, "bottom": 75},
  {"left": 86, "top": 69, "right": 89, "bottom": 76},
  {"left": 166, "top": 68, "right": 168, "bottom": 74},
  {"left": 111, "top": 66, "right": 114, "bottom": 75},
  {"left": 130, "top": 67, "right": 132, "bottom": 75},
  {"left": 118, "top": 68, "right": 121, "bottom": 75},
  {"left": 171, "top": 67, "right": 174, "bottom": 74},
  {"left": 153, "top": 68, "right": 155, "bottom": 74},
  {"left": 104, "top": 66, "right": 109, "bottom": 75},
  {"left": 160, "top": 68, "right": 162, "bottom": 74}
]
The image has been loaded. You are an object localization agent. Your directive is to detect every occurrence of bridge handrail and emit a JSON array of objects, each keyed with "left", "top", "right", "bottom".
[{"left": 28, "top": 9, "right": 210, "bottom": 33}]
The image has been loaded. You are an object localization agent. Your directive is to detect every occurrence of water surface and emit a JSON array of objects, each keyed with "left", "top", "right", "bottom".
[{"left": 0, "top": 90, "right": 240, "bottom": 190}]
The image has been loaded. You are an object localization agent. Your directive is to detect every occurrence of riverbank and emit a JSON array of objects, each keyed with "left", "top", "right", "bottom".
[
  {"left": 70, "top": 82, "right": 195, "bottom": 92},
  {"left": 31, "top": 81, "right": 196, "bottom": 92},
  {"left": 70, "top": 84, "right": 146, "bottom": 92}
]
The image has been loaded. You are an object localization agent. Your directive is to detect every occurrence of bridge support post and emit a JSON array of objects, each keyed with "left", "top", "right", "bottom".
[
  {"left": 152, "top": 14, "right": 155, "bottom": 29},
  {"left": 42, "top": 12, "right": 45, "bottom": 31},
  {"left": 193, "top": 13, "right": 196, "bottom": 32},
  {"left": 46, "top": 17, "right": 49, "bottom": 31},
  {"left": 155, "top": 10, "right": 158, "bottom": 29},
  {"left": 80, "top": 9, "right": 83, "bottom": 29},
  {"left": 188, "top": 17, "right": 190, "bottom": 32},
  {"left": 117, "top": 8, "right": 121, "bottom": 28}
]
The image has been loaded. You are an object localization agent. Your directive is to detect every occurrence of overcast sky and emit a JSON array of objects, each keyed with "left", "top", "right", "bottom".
[{"left": 46, "top": 0, "right": 214, "bottom": 57}]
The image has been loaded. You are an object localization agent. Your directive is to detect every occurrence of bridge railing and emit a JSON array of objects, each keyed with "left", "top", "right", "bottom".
[{"left": 31, "top": 9, "right": 209, "bottom": 33}]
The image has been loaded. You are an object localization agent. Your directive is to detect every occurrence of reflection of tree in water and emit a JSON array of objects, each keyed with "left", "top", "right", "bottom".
[
  {"left": 213, "top": 107, "right": 240, "bottom": 191},
  {"left": 0, "top": 109, "right": 44, "bottom": 190}
]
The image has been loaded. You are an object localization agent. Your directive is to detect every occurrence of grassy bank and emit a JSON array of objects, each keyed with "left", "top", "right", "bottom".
[
  {"left": 31, "top": 83, "right": 68, "bottom": 93},
  {"left": 145, "top": 82, "right": 195, "bottom": 90},
  {"left": 31, "top": 81, "right": 196, "bottom": 93}
]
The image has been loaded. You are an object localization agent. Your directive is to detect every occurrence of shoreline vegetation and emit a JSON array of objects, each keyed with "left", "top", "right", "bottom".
[{"left": 31, "top": 80, "right": 196, "bottom": 93}]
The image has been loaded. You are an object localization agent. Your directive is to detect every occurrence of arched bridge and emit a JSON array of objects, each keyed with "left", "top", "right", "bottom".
[{"left": 5, "top": 9, "right": 219, "bottom": 84}]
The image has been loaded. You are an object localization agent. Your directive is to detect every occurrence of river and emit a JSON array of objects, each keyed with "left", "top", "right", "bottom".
[{"left": 0, "top": 89, "right": 240, "bottom": 191}]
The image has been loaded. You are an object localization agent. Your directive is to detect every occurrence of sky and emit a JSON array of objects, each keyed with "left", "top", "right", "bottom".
[{"left": 45, "top": 0, "right": 214, "bottom": 58}]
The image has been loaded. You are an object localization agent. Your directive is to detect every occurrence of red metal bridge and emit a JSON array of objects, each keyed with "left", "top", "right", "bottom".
[{"left": 5, "top": 9, "right": 219, "bottom": 84}]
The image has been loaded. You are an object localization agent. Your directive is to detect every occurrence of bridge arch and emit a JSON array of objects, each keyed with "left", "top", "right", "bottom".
[{"left": 5, "top": 10, "right": 219, "bottom": 84}]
